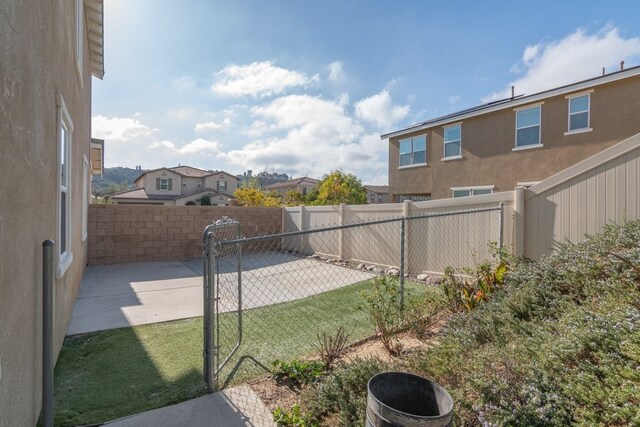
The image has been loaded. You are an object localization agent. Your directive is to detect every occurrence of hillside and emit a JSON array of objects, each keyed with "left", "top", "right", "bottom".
[{"left": 93, "top": 167, "right": 145, "bottom": 196}]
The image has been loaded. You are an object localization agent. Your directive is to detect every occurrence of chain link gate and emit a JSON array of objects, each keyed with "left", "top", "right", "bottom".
[
  {"left": 203, "top": 217, "right": 242, "bottom": 393},
  {"left": 202, "top": 205, "right": 504, "bottom": 394}
]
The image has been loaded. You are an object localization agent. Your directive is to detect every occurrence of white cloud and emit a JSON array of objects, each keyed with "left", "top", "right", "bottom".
[
  {"left": 195, "top": 118, "right": 231, "bottom": 132},
  {"left": 92, "top": 115, "right": 156, "bottom": 140},
  {"left": 212, "top": 61, "right": 319, "bottom": 98},
  {"left": 448, "top": 95, "right": 460, "bottom": 104},
  {"left": 483, "top": 26, "right": 640, "bottom": 101},
  {"left": 218, "top": 95, "right": 388, "bottom": 181},
  {"left": 354, "top": 90, "right": 410, "bottom": 130},
  {"left": 150, "top": 138, "right": 221, "bottom": 155},
  {"left": 327, "top": 61, "right": 346, "bottom": 83}
]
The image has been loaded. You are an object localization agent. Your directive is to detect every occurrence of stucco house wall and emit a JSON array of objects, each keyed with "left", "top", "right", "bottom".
[
  {"left": 0, "top": 1, "right": 100, "bottom": 425},
  {"left": 387, "top": 71, "right": 640, "bottom": 201},
  {"left": 204, "top": 171, "right": 240, "bottom": 195},
  {"left": 142, "top": 169, "right": 182, "bottom": 196}
]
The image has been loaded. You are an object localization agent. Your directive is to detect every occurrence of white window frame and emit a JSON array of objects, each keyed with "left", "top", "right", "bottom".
[
  {"left": 398, "top": 135, "right": 427, "bottom": 168},
  {"left": 160, "top": 178, "right": 169, "bottom": 190},
  {"left": 57, "top": 95, "right": 74, "bottom": 278},
  {"left": 451, "top": 185, "right": 495, "bottom": 198},
  {"left": 565, "top": 90, "right": 593, "bottom": 135},
  {"left": 217, "top": 180, "right": 227, "bottom": 191},
  {"left": 75, "top": 0, "right": 84, "bottom": 87},
  {"left": 513, "top": 103, "right": 543, "bottom": 151},
  {"left": 82, "top": 154, "right": 89, "bottom": 241},
  {"left": 442, "top": 122, "right": 462, "bottom": 160}
]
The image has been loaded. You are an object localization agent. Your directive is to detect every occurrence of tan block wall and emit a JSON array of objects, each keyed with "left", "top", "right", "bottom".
[{"left": 87, "top": 205, "right": 282, "bottom": 265}]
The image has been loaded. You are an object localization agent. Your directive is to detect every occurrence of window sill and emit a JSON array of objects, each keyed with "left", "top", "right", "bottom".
[
  {"left": 398, "top": 163, "right": 428, "bottom": 170},
  {"left": 441, "top": 155, "right": 463, "bottom": 162},
  {"left": 57, "top": 251, "right": 74, "bottom": 279},
  {"left": 564, "top": 128, "right": 592, "bottom": 136},
  {"left": 512, "top": 143, "right": 543, "bottom": 152}
]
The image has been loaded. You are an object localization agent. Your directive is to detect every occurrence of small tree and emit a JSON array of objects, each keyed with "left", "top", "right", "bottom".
[
  {"left": 234, "top": 187, "right": 281, "bottom": 207},
  {"left": 313, "top": 170, "right": 367, "bottom": 205},
  {"left": 200, "top": 194, "right": 211, "bottom": 206},
  {"left": 283, "top": 190, "right": 305, "bottom": 206}
]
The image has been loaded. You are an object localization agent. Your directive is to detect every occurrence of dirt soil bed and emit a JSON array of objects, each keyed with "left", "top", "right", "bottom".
[{"left": 249, "top": 312, "right": 448, "bottom": 415}]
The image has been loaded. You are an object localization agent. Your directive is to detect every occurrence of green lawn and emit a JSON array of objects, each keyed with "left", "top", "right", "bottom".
[{"left": 54, "top": 279, "right": 429, "bottom": 426}]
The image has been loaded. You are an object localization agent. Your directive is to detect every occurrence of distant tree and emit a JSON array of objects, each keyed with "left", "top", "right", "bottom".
[
  {"left": 200, "top": 194, "right": 211, "bottom": 206},
  {"left": 234, "top": 188, "right": 281, "bottom": 207},
  {"left": 313, "top": 170, "right": 367, "bottom": 205}
]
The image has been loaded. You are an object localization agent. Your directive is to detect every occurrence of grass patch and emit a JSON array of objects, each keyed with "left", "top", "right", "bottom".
[{"left": 54, "top": 279, "right": 430, "bottom": 426}]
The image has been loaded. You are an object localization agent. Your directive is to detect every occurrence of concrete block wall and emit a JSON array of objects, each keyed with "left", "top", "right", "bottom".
[{"left": 88, "top": 205, "right": 282, "bottom": 265}]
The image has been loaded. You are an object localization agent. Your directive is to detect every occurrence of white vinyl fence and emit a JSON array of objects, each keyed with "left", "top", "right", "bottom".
[{"left": 284, "top": 133, "right": 640, "bottom": 272}]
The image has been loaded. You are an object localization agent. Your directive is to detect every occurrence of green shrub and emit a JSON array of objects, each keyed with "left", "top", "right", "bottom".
[
  {"left": 273, "top": 404, "right": 318, "bottom": 427},
  {"left": 272, "top": 359, "right": 325, "bottom": 386},
  {"left": 411, "top": 221, "right": 640, "bottom": 426},
  {"left": 306, "top": 358, "right": 391, "bottom": 425},
  {"left": 358, "top": 277, "right": 405, "bottom": 355}
]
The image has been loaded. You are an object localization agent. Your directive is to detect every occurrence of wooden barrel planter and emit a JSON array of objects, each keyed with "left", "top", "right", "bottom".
[{"left": 366, "top": 372, "right": 453, "bottom": 427}]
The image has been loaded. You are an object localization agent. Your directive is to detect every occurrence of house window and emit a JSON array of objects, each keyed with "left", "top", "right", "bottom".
[
  {"left": 198, "top": 180, "right": 202, "bottom": 187},
  {"left": 57, "top": 96, "right": 74, "bottom": 277},
  {"left": 443, "top": 124, "right": 461, "bottom": 159},
  {"left": 451, "top": 186, "right": 494, "bottom": 198},
  {"left": 399, "top": 135, "right": 427, "bottom": 167},
  {"left": 160, "top": 178, "right": 169, "bottom": 190},
  {"left": 568, "top": 94, "right": 590, "bottom": 131},
  {"left": 75, "top": 0, "right": 84, "bottom": 86},
  {"left": 377, "top": 194, "right": 383, "bottom": 202},
  {"left": 82, "top": 155, "right": 89, "bottom": 241},
  {"left": 397, "top": 194, "right": 431, "bottom": 202},
  {"left": 182, "top": 179, "right": 187, "bottom": 187},
  {"left": 303, "top": 187, "right": 308, "bottom": 196},
  {"left": 217, "top": 180, "right": 227, "bottom": 191},
  {"left": 515, "top": 106, "right": 541, "bottom": 148}
]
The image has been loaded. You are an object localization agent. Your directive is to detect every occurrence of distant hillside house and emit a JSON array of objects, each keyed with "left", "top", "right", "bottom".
[
  {"left": 265, "top": 176, "right": 319, "bottom": 196},
  {"left": 364, "top": 185, "right": 389, "bottom": 204},
  {"left": 110, "top": 165, "right": 239, "bottom": 206}
]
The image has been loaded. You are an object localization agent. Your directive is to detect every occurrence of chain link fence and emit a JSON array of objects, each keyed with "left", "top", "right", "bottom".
[{"left": 203, "top": 205, "right": 503, "bottom": 392}]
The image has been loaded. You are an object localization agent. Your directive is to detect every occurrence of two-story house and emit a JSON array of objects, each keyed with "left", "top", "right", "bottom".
[
  {"left": 364, "top": 185, "right": 390, "bottom": 204},
  {"left": 265, "top": 176, "right": 320, "bottom": 197},
  {"left": 0, "top": 1, "right": 105, "bottom": 424},
  {"left": 110, "top": 165, "right": 240, "bottom": 206},
  {"left": 381, "top": 65, "right": 640, "bottom": 202}
]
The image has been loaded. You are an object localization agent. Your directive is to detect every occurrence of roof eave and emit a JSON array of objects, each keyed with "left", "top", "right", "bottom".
[
  {"left": 85, "top": 0, "right": 104, "bottom": 79},
  {"left": 380, "top": 65, "right": 640, "bottom": 140}
]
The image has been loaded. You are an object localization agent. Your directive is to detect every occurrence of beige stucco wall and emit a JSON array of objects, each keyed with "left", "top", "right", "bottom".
[
  {"left": 204, "top": 171, "right": 240, "bottom": 195},
  {"left": 143, "top": 169, "right": 182, "bottom": 196},
  {"left": 388, "top": 133, "right": 433, "bottom": 200},
  {"left": 389, "top": 75, "right": 640, "bottom": 201},
  {"left": 0, "top": 2, "right": 93, "bottom": 425},
  {"left": 181, "top": 176, "right": 205, "bottom": 195}
]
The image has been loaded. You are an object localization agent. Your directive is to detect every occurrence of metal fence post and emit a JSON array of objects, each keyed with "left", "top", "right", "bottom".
[
  {"left": 399, "top": 218, "right": 405, "bottom": 309},
  {"left": 42, "top": 240, "right": 54, "bottom": 427},
  {"left": 338, "top": 203, "right": 345, "bottom": 259},
  {"left": 498, "top": 202, "right": 505, "bottom": 253}
]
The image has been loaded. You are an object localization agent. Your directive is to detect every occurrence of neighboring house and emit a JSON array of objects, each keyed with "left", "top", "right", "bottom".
[
  {"left": 110, "top": 165, "right": 239, "bottom": 206},
  {"left": 266, "top": 176, "right": 320, "bottom": 197},
  {"left": 381, "top": 66, "right": 640, "bottom": 202},
  {"left": 364, "top": 185, "right": 390, "bottom": 204},
  {"left": 0, "top": 1, "right": 104, "bottom": 425}
]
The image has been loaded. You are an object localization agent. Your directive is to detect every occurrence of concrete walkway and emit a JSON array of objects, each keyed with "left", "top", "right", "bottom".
[
  {"left": 67, "top": 261, "right": 203, "bottom": 335},
  {"left": 105, "top": 385, "right": 275, "bottom": 427},
  {"left": 68, "top": 253, "right": 372, "bottom": 335}
]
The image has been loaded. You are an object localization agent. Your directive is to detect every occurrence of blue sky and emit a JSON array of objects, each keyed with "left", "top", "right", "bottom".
[{"left": 93, "top": 0, "right": 640, "bottom": 184}]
